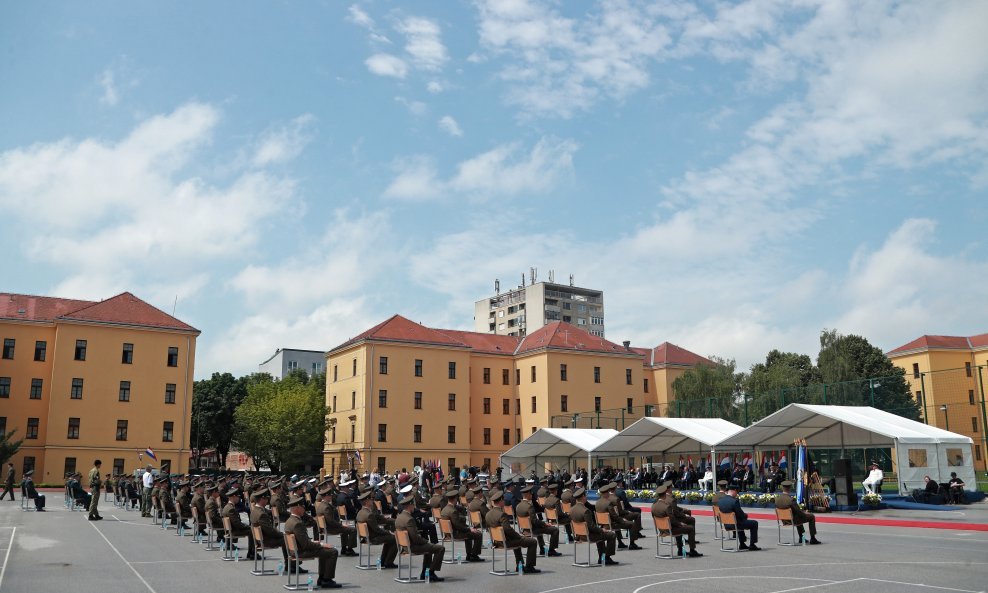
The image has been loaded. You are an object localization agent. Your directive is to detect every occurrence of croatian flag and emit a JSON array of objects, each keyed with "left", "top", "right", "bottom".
[
  {"left": 687, "top": 455, "right": 693, "bottom": 468},
  {"left": 742, "top": 454, "right": 752, "bottom": 467},
  {"left": 778, "top": 452, "right": 788, "bottom": 470},
  {"left": 353, "top": 449, "right": 363, "bottom": 464},
  {"left": 145, "top": 447, "right": 157, "bottom": 461},
  {"left": 719, "top": 454, "right": 731, "bottom": 467}
]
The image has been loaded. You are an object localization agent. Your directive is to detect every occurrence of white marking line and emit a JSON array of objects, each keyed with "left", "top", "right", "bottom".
[
  {"left": 0, "top": 527, "right": 15, "bottom": 592},
  {"left": 767, "top": 578, "right": 863, "bottom": 593},
  {"left": 130, "top": 559, "right": 218, "bottom": 565},
  {"left": 824, "top": 528, "right": 988, "bottom": 544},
  {"left": 860, "top": 578, "right": 984, "bottom": 593},
  {"left": 631, "top": 575, "right": 839, "bottom": 593},
  {"left": 88, "top": 520, "right": 158, "bottom": 593},
  {"left": 535, "top": 561, "right": 971, "bottom": 593},
  {"left": 110, "top": 515, "right": 160, "bottom": 528}
]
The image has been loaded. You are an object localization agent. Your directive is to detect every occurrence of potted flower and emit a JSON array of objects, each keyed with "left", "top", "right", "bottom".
[
  {"left": 639, "top": 489, "right": 654, "bottom": 500},
  {"left": 861, "top": 493, "right": 882, "bottom": 507},
  {"left": 625, "top": 489, "right": 638, "bottom": 500},
  {"left": 686, "top": 491, "right": 703, "bottom": 503},
  {"left": 673, "top": 490, "right": 686, "bottom": 502},
  {"left": 757, "top": 493, "right": 776, "bottom": 507},
  {"left": 738, "top": 493, "right": 757, "bottom": 506},
  {"left": 704, "top": 492, "right": 715, "bottom": 504}
]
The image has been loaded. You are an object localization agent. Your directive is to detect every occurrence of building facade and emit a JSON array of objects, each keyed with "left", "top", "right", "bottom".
[
  {"left": 323, "top": 315, "right": 709, "bottom": 477},
  {"left": 887, "top": 333, "right": 988, "bottom": 470},
  {"left": 258, "top": 348, "right": 326, "bottom": 379},
  {"left": 474, "top": 280, "right": 605, "bottom": 338},
  {"left": 0, "top": 292, "right": 199, "bottom": 484}
]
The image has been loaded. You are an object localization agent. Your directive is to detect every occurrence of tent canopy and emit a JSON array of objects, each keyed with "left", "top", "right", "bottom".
[
  {"left": 500, "top": 428, "right": 618, "bottom": 462},
  {"left": 594, "top": 417, "right": 744, "bottom": 456},
  {"left": 717, "top": 404, "right": 973, "bottom": 449}
]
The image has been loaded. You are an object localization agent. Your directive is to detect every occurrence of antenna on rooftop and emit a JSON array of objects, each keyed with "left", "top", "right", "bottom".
[
  {"left": 569, "top": 274, "right": 574, "bottom": 286},
  {"left": 521, "top": 273, "right": 525, "bottom": 287},
  {"left": 172, "top": 295, "right": 178, "bottom": 316},
  {"left": 548, "top": 269, "right": 554, "bottom": 283},
  {"left": 495, "top": 279, "right": 500, "bottom": 295}
]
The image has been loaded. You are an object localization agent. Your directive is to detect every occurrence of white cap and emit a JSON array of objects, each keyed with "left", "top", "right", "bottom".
[{"left": 399, "top": 484, "right": 415, "bottom": 494}]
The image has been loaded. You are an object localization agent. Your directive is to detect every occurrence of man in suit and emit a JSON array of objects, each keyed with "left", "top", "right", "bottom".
[
  {"left": 249, "top": 488, "right": 290, "bottom": 567},
  {"left": 355, "top": 490, "right": 398, "bottom": 568},
  {"left": 285, "top": 495, "right": 342, "bottom": 588},
  {"left": 515, "top": 485, "right": 561, "bottom": 556},
  {"left": 440, "top": 489, "right": 484, "bottom": 561},
  {"left": 485, "top": 490, "right": 540, "bottom": 573},
  {"left": 221, "top": 488, "right": 254, "bottom": 557},
  {"left": 776, "top": 481, "right": 820, "bottom": 544},
  {"left": 87, "top": 460, "right": 103, "bottom": 521},
  {"left": 570, "top": 487, "right": 617, "bottom": 565},
  {"left": 717, "top": 486, "right": 760, "bottom": 550},
  {"left": 2, "top": 462, "right": 15, "bottom": 501},
  {"left": 396, "top": 495, "right": 446, "bottom": 581},
  {"left": 315, "top": 485, "right": 358, "bottom": 556},
  {"left": 22, "top": 470, "right": 45, "bottom": 510},
  {"left": 652, "top": 484, "right": 702, "bottom": 557}
]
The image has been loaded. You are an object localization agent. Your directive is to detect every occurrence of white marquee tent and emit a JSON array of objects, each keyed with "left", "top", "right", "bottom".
[
  {"left": 500, "top": 428, "right": 618, "bottom": 475},
  {"left": 716, "top": 404, "right": 975, "bottom": 494},
  {"left": 593, "top": 417, "right": 744, "bottom": 461}
]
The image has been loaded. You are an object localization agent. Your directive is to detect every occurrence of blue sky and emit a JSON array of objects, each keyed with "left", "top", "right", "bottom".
[{"left": 2, "top": 0, "right": 986, "bottom": 379}]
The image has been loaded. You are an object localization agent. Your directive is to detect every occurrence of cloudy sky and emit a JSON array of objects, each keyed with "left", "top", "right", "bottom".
[{"left": 2, "top": 1, "right": 987, "bottom": 379}]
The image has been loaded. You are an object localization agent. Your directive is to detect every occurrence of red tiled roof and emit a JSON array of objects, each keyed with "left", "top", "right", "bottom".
[
  {"left": 437, "top": 329, "right": 520, "bottom": 355},
  {"left": 887, "top": 334, "right": 974, "bottom": 356},
  {"left": 60, "top": 292, "right": 198, "bottom": 333},
  {"left": 515, "top": 322, "right": 635, "bottom": 356},
  {"left": 650, "top": 342, "right": 712, "bottom": 367},
  {"left": 331, "top": 314, "right": 469, "bottom": 352},
  {"left": 0, "top": 293, "right": 94, "bottom": 322},
  {"left": 968, "top": 333, "right": 988, "bottom": 349}
]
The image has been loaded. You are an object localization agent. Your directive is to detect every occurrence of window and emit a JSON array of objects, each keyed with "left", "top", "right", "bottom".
[
  {"left": 971, "top": 390, "right": 976, "bottom": 405},
  {"left": 351, "top": 391, "right": 356, "bottom": 408},
  {"left": 483, "top": 368, "right": 491, "bottom": 384},
  {"left": 502, "top": 398, "right": 510, "bottom": 415},
  {"left": 562, "top": 302, "right": 571, "bottom": 310},
  {"left": 626, "top": 369, "right": 633, "bottom": 385},
  {"left": 378, "top": 390, "right": 387, "bottom": 408},
  {"left": 2, "top": 338, "right": 14, "bottom": 359},
  {"left": 413, "top": 425, "right": 422, "bottom": 443},
  {"left": 515, "top": 399, "right": 520, "bottom": 415},
  {"left": 377, "top": 457, "right": 386, "bottom": 473},
  {"left": 561, "top": 395, "right": 568, "bottom": 412},
  {"left": 502, "top": 369, "right": 510, "bottom": 385},
  {"left": 162, "top": 421, "right": 174, "bottom": 442},
  {"left": 515, "top": 428, "right": 521, "bottom": 442},
  {"left": 26, "top": 418, "right": 39, "bottom": 439},
  {"left": 448, "top": 458, "right": 456, "bottom": 473},
  {"left": 591, "top": 316, "right": 604, "bottom": 325},
  {"left": 448, "top": 393, "right": 456, "bottom": 411},
  {"left": 593, "top": 367, "right": 601, "bottom": 383},
  {"left": 531, "top": 396, "right": 537, "bottom": 413},
  {"left": 122, "top": 343, "right": 134, "bottom": 364},
  {"left": 119, "top": 381, "right": 131, "bottom": 402},
  {"left": 330, "top": 425, "right": 336, "bottom": 443},
  {"left": 503, "top": 428, "right": 510, "bottom": 445},
  {"left": 531, "top": 365, "right": 536, "bottom": 382},
  {"left": 0, "top": 417, "right": 4, "bottom": 437},
  {"left": 352, "top": 358, "right": 357, "bottom": 376},
  {"left": 67, "top": 417, "right": 80, "bottom": 439},
  {"left": 34, "top": 340, "right": 46, "bottom": 362},
  {"left": 288, "top": 360, "right": 298, "bottom": 371},
  {"left": 379, "top": 356, "right": 388, "bottom": 374},
  {"left": 378, "top": 423, "right": 387, "bottom": 442},
  {"left": 973, "top": 417, "right": 980, "bottom": 433},
  {"left": 332, "top": 395, "right": 337, "bottom": 412},
  {"left": 350, "top": 423, "right": 355, "bottom": 441},
  {"left": 64, "top": 457, "right": 76, "bottom": 476},
  {"left": 644, "top": 378, "right": 649, "bottom": 393},
  {"left": 22, "top": 456, "right": 35, "bottom": 475},
  {"left": 333, "top": 365, "right": 338, "bottom": 381},
  {"left": 448, "top": 361, "right": 456, "bottom": 379},
  {"left": 113, "top": 458, "right": 124, "bottom": 475},
  {"left": 483, "top": 428, "right": 491, "bottom": 445},
  {"left": 74, "top": 339, "right": 87, "bottom": 361},
  {"left": 627, "top": 398, "right": 634, "bottom": 413},
  {"left": 515, "top": 369, "right": 520, "bottom": 384},
  {"left": 70, "top": 378, "right": 84, "bottom": 399},
  {"left": 0, "top": 377, "right": 9, "bottom": 398},
  {"left": 29, "top": 379, "right": 42, "bottom": 400},
  {"left": 447, "top": 426, "right": 456, "bottom": 443},
  {"left": 160, "top": 459, "right": 172, "bottom": 474},
  {"left": 414, "top": 392, "right": 422, "bottom": 409},
  {"left": 594, "top": 397, "right": 601, "bottom": 412},
  {"left": 966, "top": 362, "right": 972, "bottom": 377},
  {"left": 560, "top": 364, "right": 567, "bottom": 381},
  {"left": 116, "top": 420, "right": 128, "bottom": 441},
  {"left": 415, "top": 359, "right": 423, "bottom": 377},
  {"left": 167, "top": 347, "right": 179, "bottom": 367},
  {"left": 165, "top": 383, "right": 176, "bottom": 404},
  {"left": 532, "top": 426, "right": 537, "bottom": 434},
  {"left": 977, "top": 447, "right": 983, "bottom": 462},
  {"left": 483, "top": 398, "right": 491, "bottom": 414},
  {"left": 413, "top": 456, "right": 422, "bottom": 468},
  {"left": 912, "top": 363, "right": 920, "bottom": 379}
]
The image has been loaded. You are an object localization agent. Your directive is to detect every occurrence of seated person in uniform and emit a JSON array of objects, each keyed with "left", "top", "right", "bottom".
[
  {"left": 776, "top": 480, "right": 820, "bottom": 544},
  {"left": 23, "top": 471, "right": 46, "bottom": 511}
]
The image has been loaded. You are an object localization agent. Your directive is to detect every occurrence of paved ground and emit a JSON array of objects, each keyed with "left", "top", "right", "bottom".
[{"left": 1, "top": 496, "right": 986, "bottom": 593}]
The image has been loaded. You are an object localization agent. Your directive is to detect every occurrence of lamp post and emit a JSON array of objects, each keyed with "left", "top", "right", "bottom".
[
  {"left": 940, "top": 405, "right": 950, "bottom": 432},
  {"left": 571, "top": 413, "right": 581, "bottom": 428}
]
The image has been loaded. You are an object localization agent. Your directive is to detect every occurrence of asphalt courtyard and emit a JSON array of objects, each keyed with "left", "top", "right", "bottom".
[{"left": 1, "top": 496, "right": 986, "bottom": 593}]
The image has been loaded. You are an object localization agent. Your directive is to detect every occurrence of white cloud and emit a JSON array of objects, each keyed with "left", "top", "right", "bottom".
[
  {"left": 252, "top": 114, "right": 315, "bottom": 166},
  {"left": 426, "top": 81, "right": 444, "bottom": 93},
  {"left": 438, "top": 115, "right": 463, "bottom": 136},
  {"left": 394, "top": 96, "right": 427, "bottom": 116},
  {"left": 98, "top": 69, "right": 118, "bottom": 106},
  {"left": 365, "top": 53, "right": 408, "bottom": 78},
  {"left": 347, "top": 4, "right": 374, "bottom": 29},
  {"left": 395, "top": 16, "right": 448, "bottom": 72},
  {"left": 383, "top": 136, "right": 577, "bottom": 201}
]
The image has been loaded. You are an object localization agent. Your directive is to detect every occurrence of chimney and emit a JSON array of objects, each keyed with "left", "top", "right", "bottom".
[{"left": 623, "top": 340, "right": 631, "bottom": 349}]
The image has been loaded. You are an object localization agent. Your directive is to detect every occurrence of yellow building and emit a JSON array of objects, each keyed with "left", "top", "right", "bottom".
[
  {"left": 323, "top": 315, "right": 710, "bottom": 476},
  {"left": 887, "top": 333, "right": 988, "bottom": 470},
  {"left": 0, "top": 292, "right": 199, "bottom": 484}
]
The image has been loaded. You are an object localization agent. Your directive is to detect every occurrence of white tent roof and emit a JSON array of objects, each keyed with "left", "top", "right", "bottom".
[
  {"left": 717, "top": 404, "right": 973, "bottom": 448},
  {"left": 594, "top": 417, "right": 744, "bottom": 455},
  {"left": 500, "top": 428, "right": 619, "bottom": 461}
]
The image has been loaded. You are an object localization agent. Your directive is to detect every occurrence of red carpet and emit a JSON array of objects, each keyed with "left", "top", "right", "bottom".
[{"left": 630, "top": 502, "right": 988, "bottom": 532}]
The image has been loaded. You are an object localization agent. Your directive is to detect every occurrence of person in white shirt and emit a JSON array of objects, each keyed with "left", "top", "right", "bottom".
[
  {"left": 141, "top": 465, "right": 155, "bottom": 517},
  {"left": 862, "top": 463, "right": 884, "bottom": 494},
  {"left": 700, "top": 469, "right": 714, "bottom": 492}
]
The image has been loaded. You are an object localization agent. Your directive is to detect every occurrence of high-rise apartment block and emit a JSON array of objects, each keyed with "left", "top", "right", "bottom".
[{"left": 474, "top": 272, "right": 604, "bottom": 338}]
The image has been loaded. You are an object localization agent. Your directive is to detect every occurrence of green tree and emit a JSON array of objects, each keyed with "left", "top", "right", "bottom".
[
  {"left": 669, "top": 357, "right": 744, "bottom": 421},
  {"left": 233, "top": 373, "right": 328, "bottom": 473},
  {"left": 192, "top": 372, "right": 248, "bottom": 468},
  {"left": 0, "top": 429, "right": 24, "bottom": 467},
  {"left": 817, "top": 329, "right": 921, "bottom": 419},
  {"left": 744, "top": 350, "right": 824, "bottom": 422}
]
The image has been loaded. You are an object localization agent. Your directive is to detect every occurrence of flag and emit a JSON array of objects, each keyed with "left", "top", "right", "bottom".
[
  {"left": 353, "top": 449, "right": 363, "bottom": 464},
  {"left": 678, "top": 455, "right": 685, "bottom": 467},
  {"left": 795, "top": 445, "right": 807, "bottom": 503},
  {"left": 687, "top": 455, "right": 693, "bottom": 468},
  {"left": 761, "top": 453, "right": 770, "bottom": 471},
  {"left": 742, "top": 454, "right": 752, "bottom": 467},
  {"left": 778, "top": 451, "right": 788, "bottom": 470},
  {"left": 719, "top": 454, "right": 731, "bottom": 467},
  {"left": 145, "top": 447, "right": 157, "bottom": 461}
]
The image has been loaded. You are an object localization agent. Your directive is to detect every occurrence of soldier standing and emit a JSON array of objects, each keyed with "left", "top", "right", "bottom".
[{"left": 88, "top": 460, "right": 103, "bottom": 520}]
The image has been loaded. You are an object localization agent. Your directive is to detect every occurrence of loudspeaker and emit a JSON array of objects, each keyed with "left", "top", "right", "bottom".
[
  {"left": 833, "top": 459, "right": 851, "bottom": 478},
  {"left": 833, "top": 459, "right": 855, "bottom": 505}
]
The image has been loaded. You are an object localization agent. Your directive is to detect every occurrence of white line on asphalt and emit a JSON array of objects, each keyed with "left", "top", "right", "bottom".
[
  {"left": 859, "top": 578, "right": 984, "bottom": 593},
  {"left": 88, "top": 520, "right": 158, "bottom": 593},
  {"left": 130, "top": 559, "right": 218, "bottom": 564},
  {"left": 0, "top": 527, "right": 15, "bottom": 592},
  {"left": 630, "top": 575, "right": 839, "bottom": 593},
  {"left": 765, "top": 578, "right": 862, "bottom": 593}
]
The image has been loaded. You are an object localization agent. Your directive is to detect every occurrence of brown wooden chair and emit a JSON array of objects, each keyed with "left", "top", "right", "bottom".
[
  {"left": 561, "top": 501, "right": 572, "bottom": 514},
  {"left": 652, "top": 516, "right": 679, "bottom": 559},
  {"left": 150, "top": 495, "right": 160, "bottom": 525},
  {"left": 355, "top": 521, "right": 377, "bottom": 569},
  {"left": 503, "top": 504, "right": 517, "bottom": 528},
  {"left": 250, "top": 525, "right": 277, "bottom": 575},
  {"left": 283, "top": 533, "right": 307, "bottom": 590},
  {"left": 337, "top": 505, "right": 353, "bottom": 527},
  {"left": 570, "top": 521, "right": 600, "bottom": 568},
  {"left": 515, "top": 515, "right": 545, "bottom": 557},
  {"left": 438, "top": 518, "right": 465, "bottom": 564},
  {"left": 431, "top": 507, "right": 443, "bottom": 523},
  {"left": 775, "top": 507, "right": 801, "bottom": 546},
  {"left": 221, "top": 517, "right": 236, "bottom": 562},
  {"left": 394, "top": 529, "right": 427, "bottom": 583},
  {"left": 488, "top": 525, "right": 522, "bottom": 576},
  {"left": 719, "top": 511, "right": 747, "bottom": 552},
  {"left": 174, "top": 501, "right": 189, "bottom": 537},
  {"left": 544, "top": 507, "right": 559, "bottom": 525}
]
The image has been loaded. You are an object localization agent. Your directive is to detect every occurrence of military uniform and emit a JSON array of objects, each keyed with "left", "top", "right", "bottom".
[
  {"left": 776, "top": 487, "right": 818, "bottom": 543},
  {"left": 652, "top": 492, "right": 699, "bottom": 555},
  {"left": 315, "top": 495, "right": 357, "bottom": 554},
  {"left": 396, "top": 506, "right": 445, "bottom": 578},
  {"left": 356, "top": 497, "right": 397, "bottom": 566},
  {"left": 87, "top": 464, "right": 103, "bottom": 519},
  {"left": 440, "top": 493, "right": 483, "bottom": 559},
  {"left": 221, "top": 493, "right": 254, "bottom": 556},
  {"left": 249, "top": 497, "right": 288, "bottom": 562},
  {"left": 485, "top": 498, "right": 538, "bottom": 572},
  {"left": 516, "top": 492, "right": 560, "bottom": 554},
  {"left": 570, "top": 494, "right": 616, "bottom": 562},
  {"left": 285, "top": 496, "right": 340, "bottom": 587}
]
